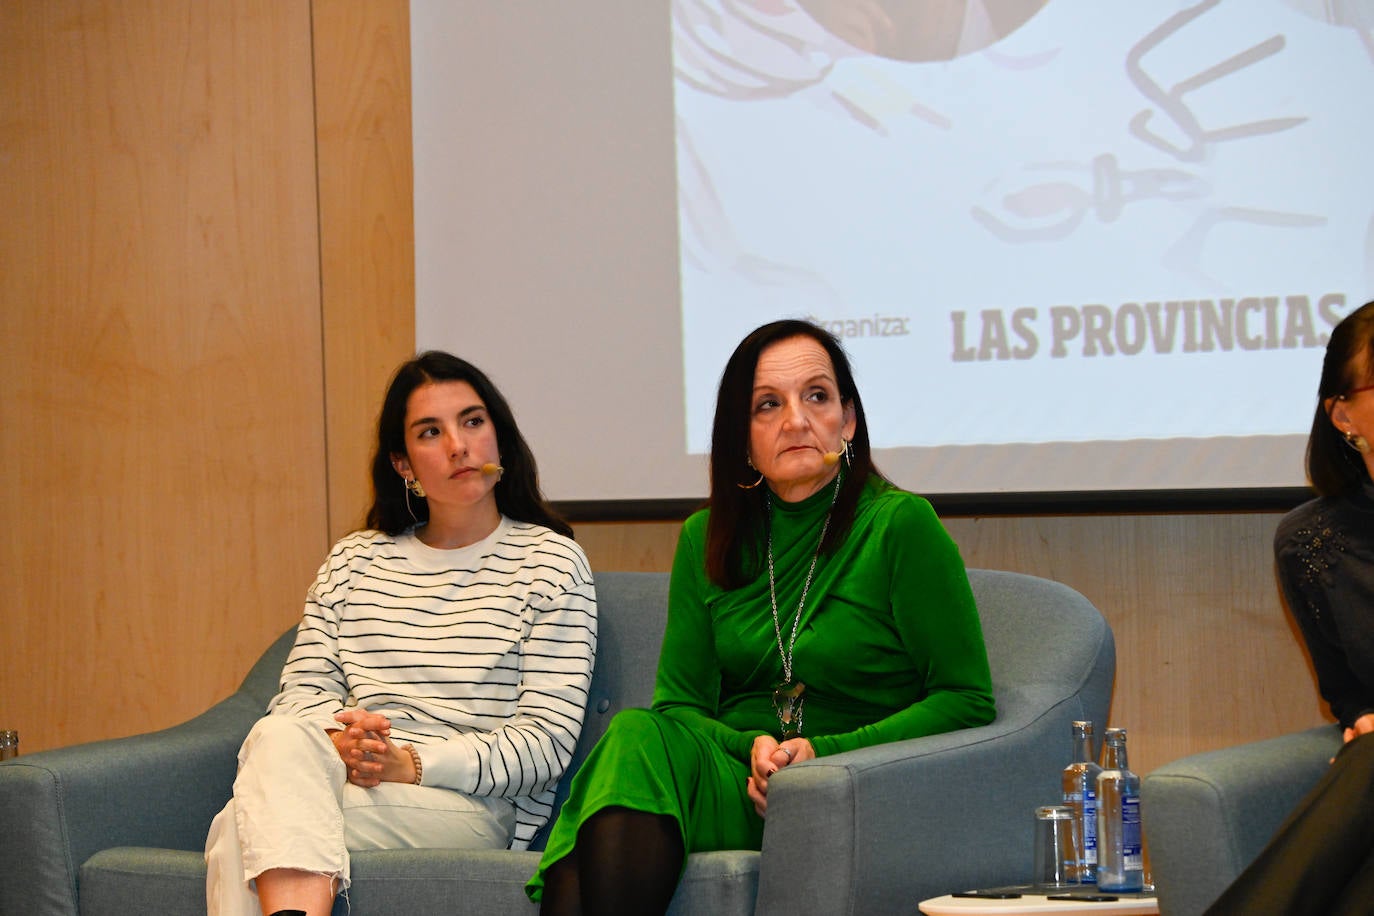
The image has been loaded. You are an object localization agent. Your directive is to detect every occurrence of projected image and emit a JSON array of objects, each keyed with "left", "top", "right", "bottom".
[
  {"left": 674, "top": 0, "right": 1374, "bottom": 455},
  {"left": 794, "top": 0, "right": 1049, "bottom": 62}
]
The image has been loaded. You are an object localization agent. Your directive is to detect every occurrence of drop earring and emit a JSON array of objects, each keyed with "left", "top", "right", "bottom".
[
  {"left": 403, "top": 476, "right": 426, "bottom": 524},
  {"left": 1345, "top": 429, "right": 1371, "bottom": 455}
]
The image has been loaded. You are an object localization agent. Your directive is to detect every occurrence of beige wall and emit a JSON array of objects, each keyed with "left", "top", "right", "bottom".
[
  {"left": 0, "top": 0, "right": 412, "bottom": 754},
  {"left": 313, "top": 0, "right": 418, "bottom": 542},
  {"left": 0, "top": 1, "right": 1328, "bottom": 776}
]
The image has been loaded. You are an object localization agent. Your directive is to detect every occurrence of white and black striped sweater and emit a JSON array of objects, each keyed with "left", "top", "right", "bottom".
[{"left": 266, "top": 517, "right": 597, "bottom": 850}]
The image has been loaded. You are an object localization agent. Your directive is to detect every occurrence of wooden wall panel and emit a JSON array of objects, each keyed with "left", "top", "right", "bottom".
[
  {"left": 0, "top": 1, "right": 328, "bottom": 752},
  {"left": 574, "top": 510, "right": 1329, "bottom": 775},
  {"left": 943, "top": 511, "right": 1326, "bottom": 774},
  {"left": 313, "top": 0, "right": 417, "bottom": 540}
]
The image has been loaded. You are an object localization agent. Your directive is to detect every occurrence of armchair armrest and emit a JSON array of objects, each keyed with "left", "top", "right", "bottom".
[
  {"left": 0, "top": 691, "right": 266, "bottom": 916},
  {"left": 1141, "top": 724, "right": 1340, "bottom": 916},
  {"left": 755, "top": 693, "right": 1095, "bottom": 915}
]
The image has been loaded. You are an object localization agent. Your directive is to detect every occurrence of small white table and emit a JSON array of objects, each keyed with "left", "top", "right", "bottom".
[{"left": 918, "top": 891, "right": 1159, "bottom": 915}]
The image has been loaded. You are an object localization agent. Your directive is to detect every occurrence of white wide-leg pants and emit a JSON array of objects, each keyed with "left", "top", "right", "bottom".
[{"left": 205, "top": 715, "right": 515, "bottom": 916}]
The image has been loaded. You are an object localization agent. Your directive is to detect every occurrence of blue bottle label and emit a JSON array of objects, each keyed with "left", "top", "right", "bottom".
[
  {"left": 1122, "top": 795, "right": 1142, "bottom": 867},
  {"left": 1084, "top": 788, "right": 1098, "bottom": 864}
]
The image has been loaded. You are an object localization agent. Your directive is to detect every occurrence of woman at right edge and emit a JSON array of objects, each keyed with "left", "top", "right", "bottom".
[
  {"left": 1205, "top": 300, "right": 1374, "bottom": 916},
  {"left": 526, "top": 318, "right": 996, "bottom": 914}
]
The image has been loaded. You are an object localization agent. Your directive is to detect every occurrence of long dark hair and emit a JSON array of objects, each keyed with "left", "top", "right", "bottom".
[
  {"left": 1309, "top": 300, "right": 1374, "bottom": 497},
  {"left": 365, "top": 351, "right": 572, "bottom": 537},
  {"left": 705, "top": 320, "right": 887, "bottom": 588}
]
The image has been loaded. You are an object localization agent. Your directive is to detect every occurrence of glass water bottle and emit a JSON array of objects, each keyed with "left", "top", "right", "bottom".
[
  {"left": 1061, "top": 720, "right": 1102, "bottom": 883},
  {"left": 1096, "top": 727, "right": 1144, "bottom": 892}
]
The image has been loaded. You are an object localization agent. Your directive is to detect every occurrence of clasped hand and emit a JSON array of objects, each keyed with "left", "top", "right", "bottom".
[
  {"left": 1344, "top": 713, "right": 1374, "bottom": 746},
  {"left": 746, "top": 735, "right": 815, "bottom": 817},
  {"left": 330, "top": 707, "right": 409, "bottom": 788}
]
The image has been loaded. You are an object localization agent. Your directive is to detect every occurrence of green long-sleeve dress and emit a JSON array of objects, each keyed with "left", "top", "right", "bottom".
[{"left": 526, "top": 474, "right": 994, "bottom": 900}]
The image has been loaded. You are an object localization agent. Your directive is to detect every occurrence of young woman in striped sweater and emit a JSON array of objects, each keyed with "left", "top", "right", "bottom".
[{"left": 205, "top": 351, "right": 597, "bottom": 916}]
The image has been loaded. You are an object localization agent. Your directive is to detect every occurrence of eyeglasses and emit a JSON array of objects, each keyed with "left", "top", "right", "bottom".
[{"left": 1339, "top": 384, "right": 1374, "bottom": 400}]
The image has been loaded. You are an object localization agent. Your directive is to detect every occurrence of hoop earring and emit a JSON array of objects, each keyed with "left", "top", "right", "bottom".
[
  {"left": 737, "top": 456, "right": 764, "bottom": 490},
  {"left": 1345, "top": 429, "right": 1372, "bottom": 455}
]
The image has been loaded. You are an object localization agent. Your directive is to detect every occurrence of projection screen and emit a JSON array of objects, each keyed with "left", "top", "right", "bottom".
[{"left": 411, "top": 1, "right": 1374, "bottom": 512}]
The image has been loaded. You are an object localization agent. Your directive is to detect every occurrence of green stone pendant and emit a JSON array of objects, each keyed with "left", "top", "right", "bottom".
[{"left": 772, "top": 679, "right": 806, "bottom": 739}]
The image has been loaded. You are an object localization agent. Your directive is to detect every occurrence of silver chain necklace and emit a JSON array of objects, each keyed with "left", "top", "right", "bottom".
[{"left": 765, "top": 471, "right": 842, "bottom": 738}]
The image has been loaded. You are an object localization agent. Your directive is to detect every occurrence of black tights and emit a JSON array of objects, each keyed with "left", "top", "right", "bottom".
[{"left": 539, "top": 806, "right": 684, "bottom": 916}]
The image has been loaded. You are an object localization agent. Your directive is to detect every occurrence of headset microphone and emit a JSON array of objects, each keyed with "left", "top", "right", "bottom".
[{"left": 822, "top": 438, "right": 851, "bottom": 467}]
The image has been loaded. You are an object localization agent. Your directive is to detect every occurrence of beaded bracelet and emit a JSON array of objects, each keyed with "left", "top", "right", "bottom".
[{"left": 402, "top": 743, "right": 423, "bottom": 785}]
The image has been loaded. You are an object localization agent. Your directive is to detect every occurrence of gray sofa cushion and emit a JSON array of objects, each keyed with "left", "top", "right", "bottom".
[
  {"left": 1142, "top": 724, "right": 1341, "bottom": 916},
  {"left": 80, "top": 846, "right": 760, "bottom": 916}
]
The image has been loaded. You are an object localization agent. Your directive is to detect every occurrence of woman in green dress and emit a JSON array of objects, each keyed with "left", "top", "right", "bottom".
[{"left": 528, "top": 319, "right": 996, "bottom": 914}]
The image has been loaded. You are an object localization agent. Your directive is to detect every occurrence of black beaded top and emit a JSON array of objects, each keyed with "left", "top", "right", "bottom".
[{"left": 1276, "top": 482, "right": 1374, "bottom": 729}]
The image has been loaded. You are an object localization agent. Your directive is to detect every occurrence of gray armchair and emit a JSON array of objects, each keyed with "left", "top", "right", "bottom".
[
  {"left": 1142, "top": 724, "right": 1341, "bottom": 916},
  {"left": 1, "top": 568, "right": 1114, "bottom": 916}
]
